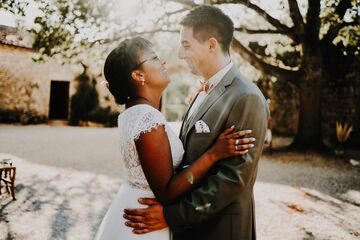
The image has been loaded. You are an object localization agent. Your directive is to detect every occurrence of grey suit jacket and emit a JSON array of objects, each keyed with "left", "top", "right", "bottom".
[{"left": 163, "top": 65, "right": 269, "bottom": 240}]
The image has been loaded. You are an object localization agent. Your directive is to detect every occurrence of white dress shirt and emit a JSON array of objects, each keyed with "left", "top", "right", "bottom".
[{"left": 187, "top": 62, "right": 234, "bottom": 120}]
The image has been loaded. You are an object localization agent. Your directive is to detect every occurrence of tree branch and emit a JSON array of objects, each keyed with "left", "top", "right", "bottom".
[
  {"left": 170, "top": 0, "right": 293, "bottom": 36},
  {"left": 235, "top": 26, "right": 293, "bottom": 35},
  {"left": 154, "top": 7, "right": 187, "bottom": 26},
  {"left": 210, "top": 0, "right": 292, "bottom": 32},
  {"left": 168, "top": 0, "right": 197, "bottom": 9},
  {"left": 305, "top": 0, "right": 321, "bottom": 45},
  {"left": 335, "top": 0, "right": 352, "bottom": 17},
  {"left": 232, "top": 37, "right": 299, "bottom": 81},
  {"left": 321, "top": 0, "right": 353, "bottom": 44},
  {"left": 111, "top": 27, "right": 179, "bottom": 42},
  {"left": 166, "top": 8, "right": 188, "bottom": 16},
  {"left": 171, "top": 0, "right": 297, "bottom": 41},
  {"left": 134, "top": 28, "right": 180, "bottom": 35},
  {"left": 246, "top": 2, "right": 290, "bottom": 31},
  {"left": 287, "top": 0, "right": 305, "bottom": 32},
  {"left": 322, "top": 21, "right": 354, "bottom": 44}
]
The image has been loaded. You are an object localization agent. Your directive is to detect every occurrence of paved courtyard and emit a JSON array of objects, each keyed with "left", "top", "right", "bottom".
[{"left": 0, "top": 124, "right": 359, "bottom": 240}]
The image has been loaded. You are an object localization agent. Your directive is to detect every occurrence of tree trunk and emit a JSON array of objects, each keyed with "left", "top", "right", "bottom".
[
  {"left": 290, "top": 0, "right": 324, "bottom": 149},
  {"left": 291, "top": 47, "right": 323, "bottom": 149}
]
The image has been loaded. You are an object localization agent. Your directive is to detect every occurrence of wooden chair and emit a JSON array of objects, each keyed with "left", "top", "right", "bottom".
[{"left": 0, "top": 163, "right": 16, "bottom": 200}]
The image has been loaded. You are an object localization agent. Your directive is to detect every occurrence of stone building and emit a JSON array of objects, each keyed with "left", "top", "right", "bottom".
[
  {"left": 0, "top": 25, "right": 120, "bottom": 124},
  {"left": 0, "top": 24, "right": 78, "bottom": 123}
]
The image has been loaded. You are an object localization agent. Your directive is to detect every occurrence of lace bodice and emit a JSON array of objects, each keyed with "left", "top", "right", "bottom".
[{"left": 117, "top": 104, "right": 184, "bottom": 191}]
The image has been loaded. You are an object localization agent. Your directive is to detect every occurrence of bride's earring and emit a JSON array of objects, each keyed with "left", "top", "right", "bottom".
[{"left": 140, "top": 76, "right": 145, "bottom": 86}]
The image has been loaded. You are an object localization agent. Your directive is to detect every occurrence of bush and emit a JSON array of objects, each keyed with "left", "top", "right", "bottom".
[
  {"left": 0, "top": 109, "right": 47, "bottom": 124},
  {"left": 69, "top": 70, "right": 99, "bottom": 126},
  {"left": 69, "top": 65, "right": 120, "bottom": 127},
  {"left": 88, "top": 106, "right": 119, "bottom": 127}
]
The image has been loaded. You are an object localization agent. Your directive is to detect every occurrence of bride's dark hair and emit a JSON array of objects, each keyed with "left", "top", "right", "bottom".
[{"left": 103, "top": 37, "right": 152, "bottom": 104}]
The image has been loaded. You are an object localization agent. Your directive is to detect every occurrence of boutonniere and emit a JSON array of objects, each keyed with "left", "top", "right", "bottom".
[
  {"left": 185, "top": 80, "right": 207, "bottom": 105},
  {"left": 185, "top": 94, "right": 195, "bottom": 105},
  {"left": 185, "top": 87, "right": 199, "bottom": 105}
]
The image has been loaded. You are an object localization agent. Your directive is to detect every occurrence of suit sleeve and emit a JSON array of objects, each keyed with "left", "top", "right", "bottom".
[{"left": 163, "top": 93, "right": 269, "bottom": 232}]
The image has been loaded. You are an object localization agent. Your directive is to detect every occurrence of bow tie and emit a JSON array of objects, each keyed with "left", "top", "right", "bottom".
[{"left": 198, "top": 80, "right": 213, "bottom": 94}]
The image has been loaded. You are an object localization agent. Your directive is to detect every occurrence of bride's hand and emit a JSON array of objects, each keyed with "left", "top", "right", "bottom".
[{"left": 208, "top": 126, "right": 255, "bottom": 162}]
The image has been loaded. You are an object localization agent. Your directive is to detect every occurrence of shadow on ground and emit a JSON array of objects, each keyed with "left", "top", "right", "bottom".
[{"left": 0, "top": 153, "right": 121, "bottom": 240}]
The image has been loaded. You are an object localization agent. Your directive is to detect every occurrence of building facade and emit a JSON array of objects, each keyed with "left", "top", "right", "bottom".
[{"left": 0, "top": 25, "right": 119, "bottom": 124}]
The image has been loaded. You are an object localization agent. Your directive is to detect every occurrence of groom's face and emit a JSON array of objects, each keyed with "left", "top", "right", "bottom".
[{"left": 178, "top": 26, "right": 209, "bottom": 77}]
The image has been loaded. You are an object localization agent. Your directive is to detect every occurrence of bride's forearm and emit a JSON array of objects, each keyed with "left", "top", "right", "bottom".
[
  {"left": 136, "top": 125, "right": 246, "bottom": 206},
  {"left": 156, "top": 151, "right": 217, "bottom": 205}
]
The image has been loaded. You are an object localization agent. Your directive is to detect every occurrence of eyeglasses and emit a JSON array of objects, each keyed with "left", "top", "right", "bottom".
[{"left": 133, "top": 55, "right": 161, "bottom": 70}]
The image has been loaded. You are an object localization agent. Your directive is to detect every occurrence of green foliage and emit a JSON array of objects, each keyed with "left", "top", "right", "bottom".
[
  {"left": 69, "top": 69, "right": 99, "bottom": 125},
  {"left": 0, "top": 109, "right": 47, "bottom": 124},
  {"left": 0, "top": 0, "right": 28, "bottom": 16},
  {"left": 27, "top": 0, "right": 112, "bottom": 63},
  {"left": 320, "top": 0, "right": 359, "bottom": 56},
  {"left": 165, "top": 83, "right": 190, "bottom": 121},
  {"left": 1, "top": 0, "right": 358, "bottom": 63},
  {"left": 87, "top": 106, "right": 119, "bottom": 127},
  {"left": 69, "top": 67, "right": 119, "bottom": 127},
  {"left": 333, "top": 25, "right": 360, "bottom": 55}
]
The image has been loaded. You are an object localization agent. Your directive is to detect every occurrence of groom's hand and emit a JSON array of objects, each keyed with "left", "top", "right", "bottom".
[{"left": 123, "top": 198, "right": 168, "bottom": 234}]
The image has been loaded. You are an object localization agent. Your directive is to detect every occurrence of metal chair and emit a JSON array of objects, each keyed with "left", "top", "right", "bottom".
[{"left": 0, "top": 161, "right": 16, "bottom": 200}]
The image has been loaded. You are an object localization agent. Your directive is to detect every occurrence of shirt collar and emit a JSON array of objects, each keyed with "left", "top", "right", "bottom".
[{"left": 206, "top": 61, "right": 234, "bottom": 94}]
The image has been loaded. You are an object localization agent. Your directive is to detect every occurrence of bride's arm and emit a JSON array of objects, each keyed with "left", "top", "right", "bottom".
[{"left": 135, "top": 125, "right": 253, "bottom": 205}]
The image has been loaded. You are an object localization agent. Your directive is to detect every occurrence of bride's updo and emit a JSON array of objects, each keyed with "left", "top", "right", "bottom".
[{"left": 103, "top": 37, "right": 152, "bottom": 104}]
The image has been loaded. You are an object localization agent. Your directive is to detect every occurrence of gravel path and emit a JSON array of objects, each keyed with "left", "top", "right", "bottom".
[{"left": 0, "top": 124, "right": 359, "bottom": 240}]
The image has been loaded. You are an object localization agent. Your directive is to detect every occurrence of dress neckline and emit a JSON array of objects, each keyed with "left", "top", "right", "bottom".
[
  {"left": 123, "top": 103, "right": 152, "bottom": 112},
  {"left": 121, "top": 104, "right": 162, "bottom": 115}
]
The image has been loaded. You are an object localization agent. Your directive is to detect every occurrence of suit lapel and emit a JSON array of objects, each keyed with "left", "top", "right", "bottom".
[
  {"left": 185, "top": 85, "right": 225, "bottom": 137},
  {"left": 183, "top": 65, "right": 239, "bottom": 147},
  {"left": 180, "top": 93, "right": 200, "bottom": 142}
]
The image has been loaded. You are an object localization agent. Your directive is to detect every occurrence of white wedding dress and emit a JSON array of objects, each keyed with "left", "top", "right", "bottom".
[{"left": 95, "top": 104, "right": 184, "bottom": 240}]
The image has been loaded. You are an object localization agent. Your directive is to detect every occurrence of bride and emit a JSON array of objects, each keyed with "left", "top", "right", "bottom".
[{"left": 95, "top": 37, "right": 254, "bottom": 240}]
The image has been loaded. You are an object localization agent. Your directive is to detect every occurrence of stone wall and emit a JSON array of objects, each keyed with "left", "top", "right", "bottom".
[
  {"left": 257, "top": 52, "right": 360, "bottom": 148},
  {"left": 256, "top": 76, "right": 299, "bottom": 136},
  {"left": 321, "top": 52, "right": 360, "bottom": 148},
  {"left": 0, "top": 43, "right": 76, "bottom": 120}
]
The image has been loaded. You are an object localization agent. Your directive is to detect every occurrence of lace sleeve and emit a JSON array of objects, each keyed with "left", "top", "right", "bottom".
[{"left": 133, "top": 106, "right": 167, "bottom": 141}]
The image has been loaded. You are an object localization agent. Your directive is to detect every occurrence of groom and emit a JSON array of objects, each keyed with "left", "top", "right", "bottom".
[{"left": 124, "top": 5, "right": 269, "bottom": 240}]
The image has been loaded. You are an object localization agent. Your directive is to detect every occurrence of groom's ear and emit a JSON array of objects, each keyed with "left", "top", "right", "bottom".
[{"left": 208, "top": 37, "right": 219, "bottom": 52}]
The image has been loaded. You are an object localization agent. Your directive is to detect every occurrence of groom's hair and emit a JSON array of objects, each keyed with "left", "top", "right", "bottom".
[{"left": 180, "top": 5, "right": 234, "bottom": 55}]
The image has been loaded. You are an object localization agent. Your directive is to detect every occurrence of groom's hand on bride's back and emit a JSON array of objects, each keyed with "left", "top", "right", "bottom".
[{"left": 123, "top": 198, "right": 168, "bottom": 234}]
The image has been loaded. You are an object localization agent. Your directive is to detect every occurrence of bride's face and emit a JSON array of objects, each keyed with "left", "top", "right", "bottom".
[{"left": 137, "top": 49, "right": 170, "bottom": 91}]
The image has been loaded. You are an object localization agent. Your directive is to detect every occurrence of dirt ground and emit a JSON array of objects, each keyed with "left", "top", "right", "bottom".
[{"left": 0, "top": 124, "right": 359, "bottom": 240}]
